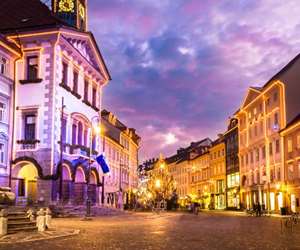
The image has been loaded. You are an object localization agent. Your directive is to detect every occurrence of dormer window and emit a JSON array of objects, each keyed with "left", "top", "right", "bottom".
[{"left": 27, "top": 56, "right": 39, "bottom": 81}]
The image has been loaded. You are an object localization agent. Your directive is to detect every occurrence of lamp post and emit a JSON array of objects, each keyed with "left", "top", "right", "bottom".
[{"left": 85, "top": 116, "right": 100, "bottom": 219}]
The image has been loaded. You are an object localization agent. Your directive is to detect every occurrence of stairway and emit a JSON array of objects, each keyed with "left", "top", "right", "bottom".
[
  {"left": 51, "top": 205, "right": 126, "bottom": 218},
  {"left": 7, "top": 210, "right": 37, "bottom": 234}
]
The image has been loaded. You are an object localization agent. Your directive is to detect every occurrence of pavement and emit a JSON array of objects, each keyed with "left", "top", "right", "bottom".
[{"left": 1, "top": 211, "right": 300, "bottom": 250}]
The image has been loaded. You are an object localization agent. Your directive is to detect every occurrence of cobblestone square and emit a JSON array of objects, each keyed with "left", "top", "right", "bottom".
[{"left": 2, "top": 212, "right": 300, "bottom": 250}]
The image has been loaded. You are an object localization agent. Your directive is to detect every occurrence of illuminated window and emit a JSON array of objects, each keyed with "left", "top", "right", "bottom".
[
  {"left": 288, "top": 139, "right": 293, "bottom": 153},
  {"left": 288, "top": 164, "right": 294, "bottom": 180},
  {"left": 27, "top": 56, "right": 39, "bottom": 80}
]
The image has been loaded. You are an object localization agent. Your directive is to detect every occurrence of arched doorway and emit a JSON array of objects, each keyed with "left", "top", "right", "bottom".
[
  {"left": 16, "top": 164, "right": 38, "bottom": 205},
  {"left": 74, "top": 167, "right": 86, "bottom": 205},
  {"left": 88, "top": 171, "right": 98, "bottom": 205},
  {"left": 62, "top": 165, "right": 72, "bottom": 204}
]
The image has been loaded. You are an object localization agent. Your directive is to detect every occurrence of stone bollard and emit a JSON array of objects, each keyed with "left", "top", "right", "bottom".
[
  {"left": 45, "top": 208, "right": 52, "bottom": 229},
  {"left": 0, "top": 209, "right": 8, "bottom": 236},
  {"left": 36, "top": 208, "right": 46, "bottom": 232},
  {"left": 27, "top": 208, "right": 35, "bottom": 222}
]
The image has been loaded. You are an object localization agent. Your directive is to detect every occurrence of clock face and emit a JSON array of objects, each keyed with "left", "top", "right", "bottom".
[
  {"left": 59, "top": 0, "right": 75, "bottom": 12},
  {"left": 78, "top": 3, "right": 85, "bottom": 19}
]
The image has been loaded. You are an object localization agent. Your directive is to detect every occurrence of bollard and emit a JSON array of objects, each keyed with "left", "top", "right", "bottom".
[
  {"left": 45, "top": 208, "right": 52, "bottom": 229},
  {"left": 36, "top": 208, "right": 46, "bottom": 232},
  {"left": 27, "top": 208, "right": 35, "bottom": 222},
  {"left": 0, "top": 209, "right": 8, "bottom": 236}
]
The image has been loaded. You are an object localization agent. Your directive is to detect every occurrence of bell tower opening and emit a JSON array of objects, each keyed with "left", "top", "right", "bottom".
[{"left": 51, "top": 0, "right": 87, "bottom": 31}]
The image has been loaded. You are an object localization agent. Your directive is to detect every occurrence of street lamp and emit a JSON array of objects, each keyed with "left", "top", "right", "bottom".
[
  {"left": 155, "top": 179, "right": 161, "bottom": 189},
  {"left": 85, "top": 115, "right": 101, "bottom": 219}
]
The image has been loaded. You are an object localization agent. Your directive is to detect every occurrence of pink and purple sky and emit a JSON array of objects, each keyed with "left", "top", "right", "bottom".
[{"left": 88, "top": 0, "right": 300, "bottom": 160}]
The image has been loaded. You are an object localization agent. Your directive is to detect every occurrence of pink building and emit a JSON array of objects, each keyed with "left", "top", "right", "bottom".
[{"left": 0, "top": 0, "right": 111, "bottom": 206}]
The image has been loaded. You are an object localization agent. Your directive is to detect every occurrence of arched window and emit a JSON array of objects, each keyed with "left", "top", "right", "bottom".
[
  {"left": 72, "top": 123, "right": 77, "bottom": 145},
  {"left": 84, "top": 129, "right": 88, "bottom": 147},
  {"left": 78, "top": 122, "right": 83, "bottom": 145}
]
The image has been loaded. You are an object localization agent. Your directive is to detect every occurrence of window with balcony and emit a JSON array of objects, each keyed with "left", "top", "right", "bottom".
[
  {"left": 24, "top": 115, "right": 36, "bottom": 140},
  {"left": 77, "top": 122, "right": 83, "bottom": 145},
  {"left": 72, "top": 123, "right": 77, "bottom": 145}
]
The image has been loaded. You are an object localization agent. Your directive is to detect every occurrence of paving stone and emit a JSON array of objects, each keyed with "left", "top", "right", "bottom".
[{"left": 1, "top": 212, "right": 300, "bottom": 250}]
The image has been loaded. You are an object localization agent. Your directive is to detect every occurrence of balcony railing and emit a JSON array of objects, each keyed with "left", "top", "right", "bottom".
[
  {"left": 16, "top": 139, "right": 40, "bottom": 150},
  {"left": 58, "top": 142, "right": 98, "bottom": 157}
]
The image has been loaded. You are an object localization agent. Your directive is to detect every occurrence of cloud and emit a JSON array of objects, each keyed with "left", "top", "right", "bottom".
[{"left": 89, "top": 0, "right": 300, "bottom": 161}]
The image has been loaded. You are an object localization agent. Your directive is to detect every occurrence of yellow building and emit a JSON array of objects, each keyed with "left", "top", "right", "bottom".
[
  {"left": 190, "top": 147, "right": 211, "bottom": 209},
  {"left": 209, "top": 137, "right": 226, "bottom": 209},
  {"left": 101, "top": 110, "right": 140, "bottom": 208}
]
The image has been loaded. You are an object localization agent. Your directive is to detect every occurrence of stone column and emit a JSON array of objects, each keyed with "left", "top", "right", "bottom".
[
  {"left": 0, "top": 209, "right": 8, "bottom": 236},
  {"left": 36, "top": 208, "right": 46, "bottom": 232},
  {"left": 45, "top": 208, "right": 52, "bottom": 229}
]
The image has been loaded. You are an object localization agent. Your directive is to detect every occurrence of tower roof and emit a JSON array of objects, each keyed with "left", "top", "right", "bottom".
[{"left": 0, "top": 0, "right": 70, "bottom": 34}]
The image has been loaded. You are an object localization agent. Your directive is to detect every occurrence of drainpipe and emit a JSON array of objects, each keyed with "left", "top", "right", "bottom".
[{"left": 9, "top": 34, "right": 22, "bottom": 188}]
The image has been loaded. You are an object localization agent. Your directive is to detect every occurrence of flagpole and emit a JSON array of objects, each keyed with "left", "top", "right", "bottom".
[{"left": 59, "top": 97, "right": 65, "bottom": 201}]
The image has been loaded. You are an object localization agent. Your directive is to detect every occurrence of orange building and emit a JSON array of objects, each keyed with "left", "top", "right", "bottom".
[
  {"left": 280, "top": 114, "right": 300, "bottom": 213},
  {"left": 238, "top": 54, "right": 300, "bottom": 213}
]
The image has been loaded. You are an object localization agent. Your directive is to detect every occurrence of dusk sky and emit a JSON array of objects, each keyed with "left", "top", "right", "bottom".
[{"left": 88, "top": 0, "right": 300, "bottom": 161}]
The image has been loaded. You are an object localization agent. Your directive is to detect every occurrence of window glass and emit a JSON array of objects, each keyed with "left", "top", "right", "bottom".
[
  {"left": 24, "top": 114, "right": 36, "bottom": 140},
  {"left": 0, "top": 57, "right": 7, "bottom": 75},
  {"left": 0, "top": 143, "right": 4, "bottom": 164},
  {"left": 27, "top": 56, "right": 38, "bottom": 80},
  {"left": 73, "top": 71, "right": 78, "bottom": 92},
  {"left": 0, "top": 102, "right": 5, "bottom": 122},
  {"left": 288, "top": 139, "right": 293, "bottom": 153}
]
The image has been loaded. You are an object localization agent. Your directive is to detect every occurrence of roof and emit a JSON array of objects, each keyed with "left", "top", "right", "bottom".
[
  {"left": 263, "top": 53, "right": 300, "bottom": 89},
  {"left": 0, "top": 34, "right": 21, "bottom": 54},
  {"left": 280, "top": 113, "right": 300, "bottom": 132},
  {"left": 0, "top": 0, "right": 69, "bottom": 34}
]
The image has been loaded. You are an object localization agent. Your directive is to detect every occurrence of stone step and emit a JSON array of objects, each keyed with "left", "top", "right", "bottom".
[
  {"left": 8, "top": 220, "right": 36, "bottom": 227},
  {"left": 7, "top": 225, "right": 37, "bottom": 234}
]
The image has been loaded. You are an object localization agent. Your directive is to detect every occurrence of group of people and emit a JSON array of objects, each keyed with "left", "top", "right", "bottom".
[{"left": 252, "top": 202, "right": 265, "bottom": 216}]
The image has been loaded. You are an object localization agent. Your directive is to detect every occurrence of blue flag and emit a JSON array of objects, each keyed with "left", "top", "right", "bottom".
[
  {"left": 96, "top": 154, "right": 110, "bottom": 174},
  {"left": 71, "top": 158, "right": 88, "bottom": 168}
]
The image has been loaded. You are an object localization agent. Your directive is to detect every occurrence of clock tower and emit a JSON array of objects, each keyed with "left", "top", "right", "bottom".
[{"left": 52, "top": 0, "right": 87, "bottom": 31}]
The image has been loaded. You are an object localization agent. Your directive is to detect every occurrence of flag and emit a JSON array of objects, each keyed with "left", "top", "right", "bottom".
[
  {"left": 71, "top": 157, "right": 88, "bottom": 168},
  {"left": 96, "top": 154, "right": 110, "bottom": 174}
]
